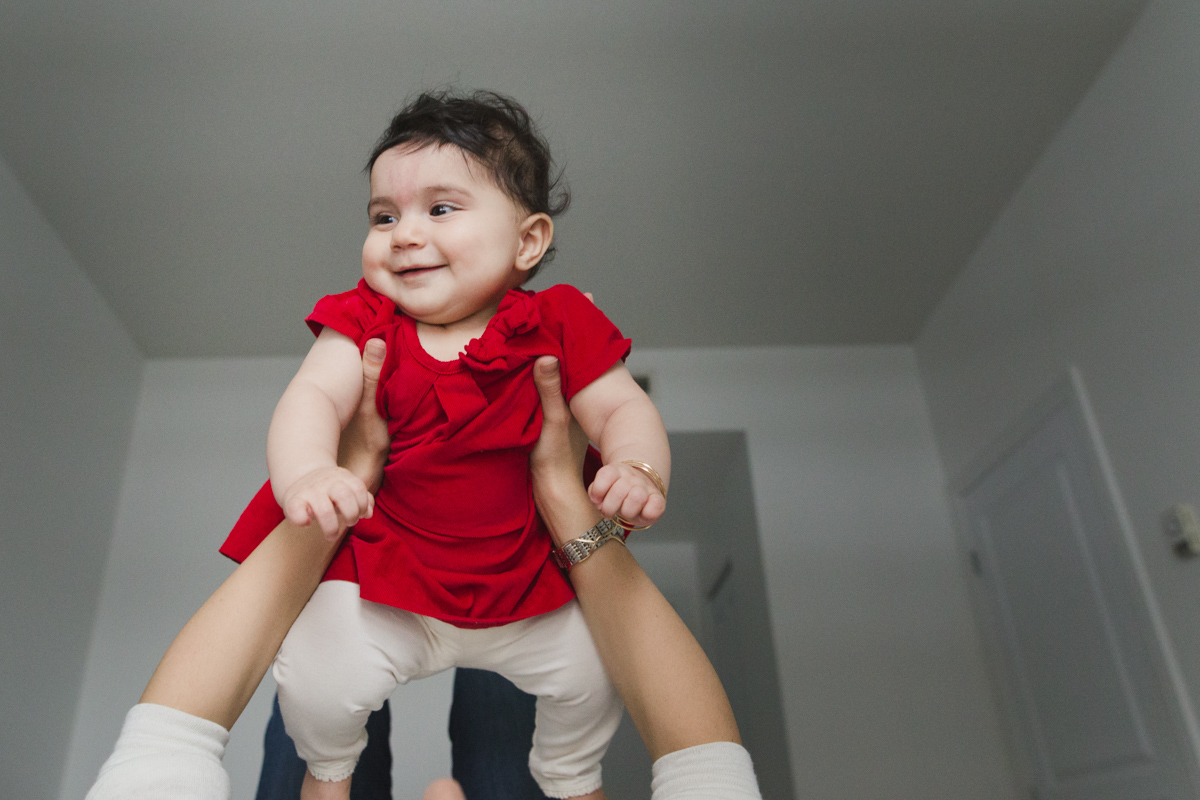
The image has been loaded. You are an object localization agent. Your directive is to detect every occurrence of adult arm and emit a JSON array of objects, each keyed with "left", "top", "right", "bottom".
[
  {"left": 139, "top": 340, "right": 391, "bottom": 730},
  {"left": 529, "top": 356, "right": 740, "bottom": 761},
  {"left": 97, "top": 343, "right": 756, "bottom": 800}
]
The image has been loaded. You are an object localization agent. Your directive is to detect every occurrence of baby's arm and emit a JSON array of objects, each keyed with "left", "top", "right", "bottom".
[
  {"left": 569, "top": 362, "right": 671, "bottom": 529},
  {"left": 267, "top": 327, "right": 374, "bottom": 538}
]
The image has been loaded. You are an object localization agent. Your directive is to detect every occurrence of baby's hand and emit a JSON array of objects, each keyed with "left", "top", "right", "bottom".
[
  {"left": 281, "top": 466, "right": 374, "bottom": 540},
  {"left": 588, "top": 462, "right": 667, "bottom": 530}
]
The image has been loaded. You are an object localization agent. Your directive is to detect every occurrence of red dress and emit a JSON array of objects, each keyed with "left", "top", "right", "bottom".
[{"left": 220, "top": 281, "right": 630, "bottom": 628}]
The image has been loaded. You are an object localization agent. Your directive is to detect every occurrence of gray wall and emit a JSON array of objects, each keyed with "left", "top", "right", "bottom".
[
  {"left": 626, "top": 346, "right": 1017, "bottom": 799},
  {"left": 0, "top": 158, "right": 142, "bottom": 798},
  {"left": 916, "top": 0, "right": 1200, "bottom": 773}
]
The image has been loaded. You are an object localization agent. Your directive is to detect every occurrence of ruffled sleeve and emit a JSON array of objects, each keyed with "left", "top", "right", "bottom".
[
  {"left": 306, "top": 279, "right": 399, "bottom": 346},
  {"left": 536, "top": 284, "right": 632, "bottom": 402}
]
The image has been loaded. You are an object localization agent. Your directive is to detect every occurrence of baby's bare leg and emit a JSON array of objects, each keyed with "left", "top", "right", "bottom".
[
  {"left": 423, "top": 778, "right": 466, "bottom": 800},
  {"left": 301, "top": 771, "right": 351, "bottom": 800}
]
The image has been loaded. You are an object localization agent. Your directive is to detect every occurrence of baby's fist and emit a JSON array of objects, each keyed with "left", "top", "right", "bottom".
[
  {"left": 281, "top": 466, "right": 374, "bottom": 540},
  {"left": 588, "top": 462, "right": 666, "bottom": 530}
]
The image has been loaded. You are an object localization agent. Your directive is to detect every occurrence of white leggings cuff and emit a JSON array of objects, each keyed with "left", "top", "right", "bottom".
[
  {"left": 307, "top": 760, "right": 358, "bottom": 783},
  {"left": 537, "top": 773, "right": 603, "bottom": 799},
  {"left": 651, "top": 741, "right": 762, "bottom": 800},
  {"left": 86, "top": 703, "right": 231, "bottom": 800}
]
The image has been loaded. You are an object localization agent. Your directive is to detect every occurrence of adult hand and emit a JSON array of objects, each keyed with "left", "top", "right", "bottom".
[
  {"left": 528, "top": 290, "right": 594, "bottom": 494},
  {"left": 338, "top": 338, "right": 391, "bottom": 493},
  {"left": 530, "top": 356, "right": 599, "bottom": 547},
  {"left": 531, "top": 356, "right": 588, "bottom": 474},
  {"left": 137, "top": 341, "right": 392, "bottom": 730},
  {"left": 528, "top": 358, "right": 742, "bottom": 762}
]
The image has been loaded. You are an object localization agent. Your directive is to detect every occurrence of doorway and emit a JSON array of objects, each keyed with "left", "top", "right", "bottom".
[{"left": 956, "top": 373, "right": 1198, "bottom": 799}]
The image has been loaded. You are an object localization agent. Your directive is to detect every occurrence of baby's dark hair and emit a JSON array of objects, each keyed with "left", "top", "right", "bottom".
[{"left": 366, "top": 90, "right": 570, "bottom": 278}]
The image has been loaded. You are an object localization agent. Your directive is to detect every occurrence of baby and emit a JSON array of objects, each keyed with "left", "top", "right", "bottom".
[{"left": 234, "top": 91, "right": 670, "bottom": 800}]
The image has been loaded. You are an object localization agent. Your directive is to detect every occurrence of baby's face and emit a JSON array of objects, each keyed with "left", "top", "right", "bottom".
[{"left": 363, "top": 143, "right": 532, "bottom": 328}]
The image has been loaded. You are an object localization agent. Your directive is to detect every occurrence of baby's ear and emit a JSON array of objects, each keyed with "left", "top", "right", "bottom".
[{"left": 515, "top": 213, "right": 554, "bottom": 272}]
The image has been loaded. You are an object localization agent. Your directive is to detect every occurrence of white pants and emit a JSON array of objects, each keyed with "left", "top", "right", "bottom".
[{"left": 273, "top": 581, "right": 623, "bottom": 798}]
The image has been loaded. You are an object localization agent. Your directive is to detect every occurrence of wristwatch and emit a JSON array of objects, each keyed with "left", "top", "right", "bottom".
[{"left": 552, "top": 517, "right": 625, "bottom": 570}]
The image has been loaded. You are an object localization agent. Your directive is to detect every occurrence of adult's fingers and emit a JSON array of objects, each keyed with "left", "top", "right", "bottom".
[
  {"left": 533, "top": 356, "right": 591, "bottom": 473},
  {"left": 358, "top": 338, "right": 386, "bottom": 419},
  {"left": 362, "top": 338, "right": 385, "bottom": 389},
  {"left": 533, "top": 356, "right": 568, "bottom": 421},
  {"left": 340, "top": 339, "right": 390, "bottom": 491}
]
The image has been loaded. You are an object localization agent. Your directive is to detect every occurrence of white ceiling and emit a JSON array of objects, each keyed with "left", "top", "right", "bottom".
[{"left": 0, "top": 0, "right": 1147, "bottom": 357}]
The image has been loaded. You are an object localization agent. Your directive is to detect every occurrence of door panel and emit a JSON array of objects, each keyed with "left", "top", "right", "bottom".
[{"left": 962, "top": 396, "right": 1191, "bottom": 800}]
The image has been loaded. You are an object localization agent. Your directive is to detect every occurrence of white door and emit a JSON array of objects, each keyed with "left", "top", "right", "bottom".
[{"left": 960, "top": 385, "right": 1195, "bottom": 800}]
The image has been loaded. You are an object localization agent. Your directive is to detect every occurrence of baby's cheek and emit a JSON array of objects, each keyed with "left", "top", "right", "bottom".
[
  {"left": 362, "top": 266, "right": 403, "bottom": 307},
  {"left": 361, "top": 264, "right": 385, "bottom": 293}
]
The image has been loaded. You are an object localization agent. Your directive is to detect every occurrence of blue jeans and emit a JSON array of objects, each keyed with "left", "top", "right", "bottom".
[{"left": 256, "top": 668, "right": 548, "bottom": 800}]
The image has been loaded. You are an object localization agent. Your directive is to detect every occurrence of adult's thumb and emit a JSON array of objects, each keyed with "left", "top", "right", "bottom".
[
  {"left": 362, "top": 339, "right": 386, "bottom": 379},
  {"left": 533, "top": 356, "right": 563, "bottom": 402}
]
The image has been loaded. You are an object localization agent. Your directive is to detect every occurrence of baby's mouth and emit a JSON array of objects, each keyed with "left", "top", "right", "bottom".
[{"left": 397, "top": 265, "right": 444, "bottom": 277}]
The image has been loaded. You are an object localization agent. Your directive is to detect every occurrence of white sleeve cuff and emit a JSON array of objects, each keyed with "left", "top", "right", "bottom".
[
  {"left": 651, "top": 741, "right": 763, "bottom": 800},
  {"left": 86, "top": 703, "right": 231, "bottom": 800}
]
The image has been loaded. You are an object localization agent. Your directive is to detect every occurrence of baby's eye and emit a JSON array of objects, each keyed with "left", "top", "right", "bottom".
[
  {"left": 430, "top": 203, "right": 455, "bottom": 217},
  {"left": 372, "top": 213, "right": 396, "bottom": 226}
]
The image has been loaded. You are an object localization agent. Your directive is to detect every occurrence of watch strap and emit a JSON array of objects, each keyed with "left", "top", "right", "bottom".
[{"left": 552, "top": 517, "right": 624, "bottom": 570}]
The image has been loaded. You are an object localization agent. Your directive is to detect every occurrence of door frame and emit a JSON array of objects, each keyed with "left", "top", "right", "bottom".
[{"left": 947, "top": 366, "right": 1200, "bottom": 797}]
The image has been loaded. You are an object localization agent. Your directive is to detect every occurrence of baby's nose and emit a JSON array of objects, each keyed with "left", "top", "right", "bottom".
[{"left": 391, "top": 218, "right": 424, "bottom": 248}]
